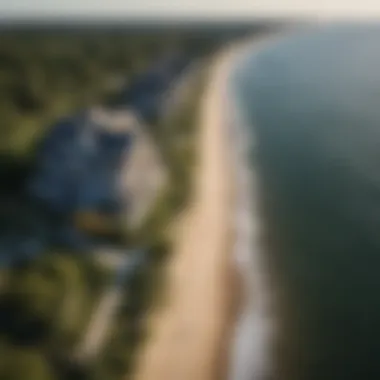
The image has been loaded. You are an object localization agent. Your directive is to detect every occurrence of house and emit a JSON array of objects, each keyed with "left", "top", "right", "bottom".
[
  {"left": 26, "top": 109, "right": 135, "bottom": 245},
  {"left": 109, "top": 53, "right": 190, "bottom": 124},
  {"left": 26, "top": 105, "right": 167, "bottom": 247}
]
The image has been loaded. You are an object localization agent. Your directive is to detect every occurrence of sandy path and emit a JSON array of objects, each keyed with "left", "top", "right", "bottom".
[{"left": 132, "top": 46, "right": 239, "bottom": 380}]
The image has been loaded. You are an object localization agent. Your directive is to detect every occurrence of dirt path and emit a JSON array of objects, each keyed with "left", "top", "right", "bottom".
[{"left": 132, "top": 47, "right": 239, "bottom": 380}]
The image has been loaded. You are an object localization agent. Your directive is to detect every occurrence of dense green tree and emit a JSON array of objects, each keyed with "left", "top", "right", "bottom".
[
  {"left": 0, "top": 348, "right": 55, "bottom": 380},
  {"left": 0, "top": 28, "right": 226, "bottom": 380}
]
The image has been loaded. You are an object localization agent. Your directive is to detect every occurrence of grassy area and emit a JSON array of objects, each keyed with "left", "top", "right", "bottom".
[{"left": 0, "top": 251, "right": 109, "bottom": 378}]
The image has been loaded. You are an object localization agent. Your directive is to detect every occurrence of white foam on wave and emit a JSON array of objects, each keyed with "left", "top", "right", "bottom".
[{"left": 226, "top": 41, "right": 278, "bottom": 380}]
